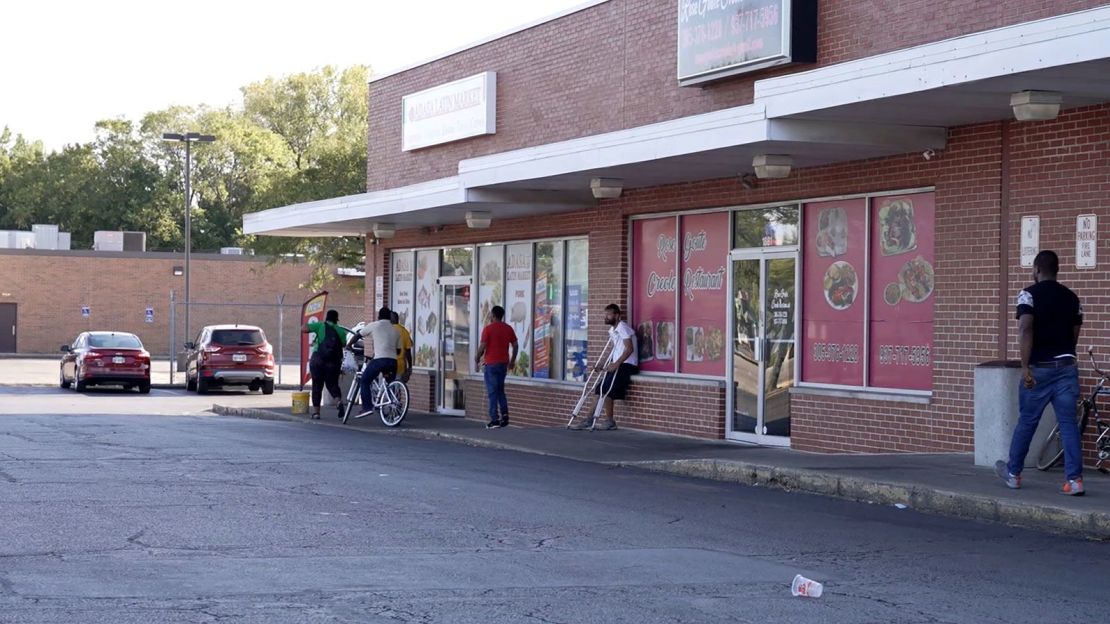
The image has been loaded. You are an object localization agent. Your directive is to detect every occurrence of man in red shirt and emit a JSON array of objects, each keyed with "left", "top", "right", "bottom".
[{"left": 475, "top": 305, "right": 518, "bottom": 428}]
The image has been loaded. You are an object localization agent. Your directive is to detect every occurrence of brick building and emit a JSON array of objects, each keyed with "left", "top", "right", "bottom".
[
  {"left": 0, "top": 249, "right": 364, "bottom": 358},
  {"left": 245, "top": 1, "right": 1110, "bottom": 455}
]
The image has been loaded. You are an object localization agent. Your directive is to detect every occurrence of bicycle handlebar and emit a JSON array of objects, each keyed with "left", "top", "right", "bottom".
[{"left": 1087, "top": 347, "right": 1108, "bottom": 379}]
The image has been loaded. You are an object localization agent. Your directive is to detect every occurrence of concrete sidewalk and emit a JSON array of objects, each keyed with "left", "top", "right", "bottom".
[{"left": 212, "top": 402, "right": 1110, "bottom": 540}]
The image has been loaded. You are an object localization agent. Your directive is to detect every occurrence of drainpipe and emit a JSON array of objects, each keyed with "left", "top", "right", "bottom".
[{"left": 998, "top": 121, "right": 1011, "bottom": 360}]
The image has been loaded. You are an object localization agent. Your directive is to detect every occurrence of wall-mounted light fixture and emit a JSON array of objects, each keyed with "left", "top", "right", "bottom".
[
  {"left": 753, "top": 154, "right": 793, "bottom": 179},
  {"left": 172, "top": 266, "right": 184, "bottom": 276},
  {"left": 590, "top": 177, "right": 623, "bottom": 199},
  {"left": 371, "top": 223, "right": 396, "bottom": 239},
  {"left": 465, "top": 210, "right": 491, "bottom": 229},
  {"left": 1010, "top": 90, "right": 1062, "bottom": 122}
]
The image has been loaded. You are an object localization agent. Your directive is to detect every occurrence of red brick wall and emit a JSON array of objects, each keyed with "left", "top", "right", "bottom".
[
  {"left": 367, "top": 0, "right": 1106, "bottom": 191},
  {"left": 367, "top": 104, "right": 1110, "bottom": 457},
  {"left": 0, "top": 250, "right": 363, "bottom": 357}
]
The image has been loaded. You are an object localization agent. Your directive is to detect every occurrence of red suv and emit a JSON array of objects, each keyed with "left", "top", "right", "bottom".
[
  {"left": 60, "top": 331, "right": 152, "bottom": 393},
  {"left": 184, "top": 325, "right": 275, "bottom": 394}
]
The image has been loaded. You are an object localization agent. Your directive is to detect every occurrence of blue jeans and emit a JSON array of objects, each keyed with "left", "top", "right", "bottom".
[
  {"left": 483, "top": 363, "right": 508, "bottom": 422},
  {"left": 1008, "top": 364, "right": 1082, "bottom": 480},
  {"left": 360, "top": 358, "right": 396, "bottom": 412}
]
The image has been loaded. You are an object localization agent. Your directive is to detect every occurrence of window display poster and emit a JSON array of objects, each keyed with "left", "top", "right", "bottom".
[
  {"left": 679, "top": 211, "right": 728, "bottom": 376},
  {"left": 478, "top": 245, "right": 504, "bottom": 327},
  {"left": 800, "top": 198, "right": 867, "bottom": 386},
  {"left": 391, "top": 251, "right": 415, "bottom": 336},
  {"left": 632, "top": 217, "right": 678, "bottom": 373},
  {"left": 869, "top": 192, "right": 935, "bottom": 390},
  {"left": 505, "top": 243, "right": 533, "bottom": 376},
  {"left": 533, "top": 272, "right": 550, "bottom": 378},
  {"left": 413, "top": 249, "right": 440, "bottom": 368}
]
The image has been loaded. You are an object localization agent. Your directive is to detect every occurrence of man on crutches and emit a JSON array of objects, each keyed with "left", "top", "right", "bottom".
[{"left": 570, "top": 303, "right": 637, "bottom": 431}]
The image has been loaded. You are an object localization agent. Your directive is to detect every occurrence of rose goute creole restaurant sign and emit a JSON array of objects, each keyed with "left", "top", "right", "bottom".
[
  {"left": 402, "top": 72, "right": 497, "bottom": 151},
  {"left": 677, "top": 0, "right": 817, "bottom": 86}
]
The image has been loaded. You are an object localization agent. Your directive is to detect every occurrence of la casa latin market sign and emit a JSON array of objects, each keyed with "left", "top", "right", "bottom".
[
  {"left": 402, "top": 72, "right": 497, "bottom": 151},
  {"left": 677, "top": 0, "right": 817, "bottom": 86}
]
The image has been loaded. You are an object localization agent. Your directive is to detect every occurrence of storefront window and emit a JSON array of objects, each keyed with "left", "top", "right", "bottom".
[
  {"left": 505, "top": 243, "right": 533, "bottom": 376},
  {"left": 632, "top": 217, "right": 679, "bottom": 373},
  {"left": 413, "top": 249, "right": 439, "bottom": 368},
  {"left": 533, "top": 242, "right": 564, "bottom": 379},
  {"left": 441, "top": 247, "right": 473, "bottom": 277},
  {"left": 391, "top": 250, "right": 415, "bottom": 335},
  {"left": 477, "top": 245, "right": 503, "bottom": 326},
  {"left": 799, "top": 191, "right": 935, "bottom": 392},
  {"left": 565, "top": 239, "right": 589, "bottom": 382},
  {"left": 679, "top": 212, "right": 729, "bottom": 375},
  {"left": 734, "top": 205, "right": 799, "bottom": 248}
]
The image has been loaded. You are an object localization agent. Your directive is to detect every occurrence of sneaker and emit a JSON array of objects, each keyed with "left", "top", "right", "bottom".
[
  {"left": 568, "top": 418, "right": 591, "bottom": 430},
  {"left": 594, "top": 419, "right": 618, "bottom": 431},
  {"left": 309, "top": 412, "right": 320, "bottom": 420},
  {"left": 994, "top": 460, "right": 1021, "bottom": 489},
  {"left": 498, "top": 415, "right": 509, "bottom": 428},
  {"left": 485, "top": 421, "right": 500, "bottom": 429},
  {"left": 1062, "top": 478, "right": 1085, "bottom": 496}
]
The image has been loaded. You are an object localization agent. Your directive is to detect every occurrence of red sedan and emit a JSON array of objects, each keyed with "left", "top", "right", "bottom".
[{"left": 60, "top": 331, "right": 152, "bottom": 393}]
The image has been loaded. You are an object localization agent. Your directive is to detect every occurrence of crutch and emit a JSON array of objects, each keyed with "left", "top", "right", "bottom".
[{"left": 567, "top": 339, "right": 615, "bottom": 428}]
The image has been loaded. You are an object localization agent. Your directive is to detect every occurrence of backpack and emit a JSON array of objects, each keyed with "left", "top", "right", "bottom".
[{"left": 317, "top": 323, "right": 343, "bottom": 364}]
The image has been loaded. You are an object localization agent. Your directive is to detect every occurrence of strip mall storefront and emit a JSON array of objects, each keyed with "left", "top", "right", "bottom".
[{"left": 246, "top": 1, "right": 1110, "bottom": 456}]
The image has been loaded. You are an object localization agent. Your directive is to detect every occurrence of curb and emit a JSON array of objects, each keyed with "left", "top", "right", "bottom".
[{"left": 211, "top": 405, "right": 1110, "bottom": 540}]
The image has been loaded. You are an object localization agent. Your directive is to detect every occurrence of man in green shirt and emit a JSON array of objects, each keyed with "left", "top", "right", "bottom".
[{"left": 302, "top": 309, "right": 349, "bottom": 419}]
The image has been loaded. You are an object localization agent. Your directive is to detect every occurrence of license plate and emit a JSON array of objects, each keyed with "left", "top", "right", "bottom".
[
  {"left": 232, "top": 354, "right": 248, "bottom": 362},
  {"left": 112, "top": 356, "right": 126, "bottom": 364}
]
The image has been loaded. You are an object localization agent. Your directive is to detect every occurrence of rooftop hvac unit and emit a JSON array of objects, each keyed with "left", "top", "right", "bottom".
[
  {"left": 57, "top": 232, "right": 72, "bottom": 250},
  {"left": 11, "top": 232, "right": 34, "bottom": 249},
  {"left": 93, "top": 231, "right": 124, "bottom": 252},
  {"left": 220, "top": 247, "right": 253, "bottom": 255},
  {"left": 122, "top": 231, "right": 146, "bottom": 252},
  {"left": 32, "top": 224, "right": 59, "bottom": 250}
]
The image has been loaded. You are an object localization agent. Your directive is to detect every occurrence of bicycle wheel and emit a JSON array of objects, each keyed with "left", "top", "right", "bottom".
[
  {"left": 380, "top": 381, "right": 409, "bottom": 427},
  {"left": 1035, "top": 424, "right": 1064, "bottom": 470},
  {"left": 341, "top": 375, "right": 360, "bottom": 425}
]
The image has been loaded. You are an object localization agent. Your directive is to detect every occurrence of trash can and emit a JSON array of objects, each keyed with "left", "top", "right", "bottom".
[{"left": 973, "top": 360, "right": 1056, "bottom": 467}]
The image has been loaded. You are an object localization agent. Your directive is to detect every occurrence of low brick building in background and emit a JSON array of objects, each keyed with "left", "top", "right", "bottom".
[
  {"left": 0, "top": 249, "right": 364, "bottom": 358},
  {"left": 244, "top": 0, "right": 1110, "bottom": 457}
]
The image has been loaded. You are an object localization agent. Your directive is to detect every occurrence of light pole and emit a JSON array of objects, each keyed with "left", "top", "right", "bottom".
[{"left": 162, "top": 132, "right": 215, "bottom": 358}]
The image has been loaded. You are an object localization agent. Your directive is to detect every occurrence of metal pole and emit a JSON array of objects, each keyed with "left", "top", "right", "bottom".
[
  {"left": 169, "top": 289, "right": 176, "bottom": 384},
  {"left": 184, "top": 139, "right": 192, "bottom": 350},
  {"left": 277, "top": 294, "right": 285, "bottom": 385}
]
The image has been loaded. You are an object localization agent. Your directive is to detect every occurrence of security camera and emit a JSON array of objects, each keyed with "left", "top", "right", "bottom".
[
  {"left": 922, "top": 149, "right": 936, "bottom": 161},
  {"left": 739, "top": 173, "right": 758, "bottom": 190}
]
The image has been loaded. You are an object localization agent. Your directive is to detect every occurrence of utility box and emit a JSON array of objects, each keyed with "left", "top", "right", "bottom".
[{"left": 974, "top": 360, "right": 1057, "bottom": 468}]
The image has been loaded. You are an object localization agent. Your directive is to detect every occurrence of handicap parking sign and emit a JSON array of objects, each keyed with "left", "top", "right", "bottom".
[
  {"left": 144, "top": 307, "right": 154, "bottom": 323},
  {"left": 80, "top": 306, "right": 90, "bottom": 318}
]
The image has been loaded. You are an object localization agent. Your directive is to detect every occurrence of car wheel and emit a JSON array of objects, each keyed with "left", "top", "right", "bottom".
[
  {"left": 196, "top": 375, "right": 210, "bottom": 395},
  {"left": 138, "top": 380, "right": 151, "bottom": 394},
  {"left": 59, "top": 367, "right": 71, "bottom": 389},
  {"left": 261, "top": 379, "right": 275, "bottom": 395},
  {"left": 74, "top": 365, "right": 88, "bottom": 392},
  {"left": 186, "top": 373, "right": 196, "bottom": 392}
]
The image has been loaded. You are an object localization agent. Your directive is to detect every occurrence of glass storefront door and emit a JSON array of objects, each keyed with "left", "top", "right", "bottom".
[
  {"left": 727, "top": 250, "right": 797, "bottom": 445},
  {"left": 438, "top": 280, "right": 471, "bottom": 413}
]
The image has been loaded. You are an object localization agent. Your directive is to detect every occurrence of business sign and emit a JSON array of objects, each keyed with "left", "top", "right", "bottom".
[
  {"left": 402, "top": 72, "right": 497, "bottom": 151},
  {"left": 677, "top": 0, "right": 817, "bottom": 85},
  {"left": 1077, "top": 214, "right": 1097, "bottom": 269},
  {"left": 1020, "top": 216, "right": 1039, "bottom": 268},
  {"left": 300, "top": 291, "right": 328, "bottom": 388}
]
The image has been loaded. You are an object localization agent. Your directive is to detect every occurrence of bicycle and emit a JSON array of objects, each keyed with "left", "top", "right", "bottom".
[
  {"left": 1035, "top": 347, "right": 1110, "bottom": 473},
  {"left": 338, "top": 344, "right": 409, "bottom": 427}
]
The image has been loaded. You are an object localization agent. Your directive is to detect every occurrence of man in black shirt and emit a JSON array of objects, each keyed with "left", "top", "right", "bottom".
[{"left": 996, "top": 250, "right": 1085, "bottom": 495}]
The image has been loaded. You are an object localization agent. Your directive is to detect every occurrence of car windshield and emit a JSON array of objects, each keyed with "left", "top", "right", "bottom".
[
  {"left": 211, "top": 329, "right": 265, "bottom": 346},
  {"left": 88, "top": 334, "right": 143, "bottom": 349}
]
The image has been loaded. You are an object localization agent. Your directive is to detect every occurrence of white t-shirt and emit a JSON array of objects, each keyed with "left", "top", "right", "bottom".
[
  {"left": 608, "top": 321, "right": 638, "bottom": 366},
  {"left": 358, "top": 319, "right": 400, "bottom": 360}
]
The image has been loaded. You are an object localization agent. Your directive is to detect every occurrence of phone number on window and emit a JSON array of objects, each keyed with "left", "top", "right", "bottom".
[
  {"left": 812, "top": 343, "right": 860, "bottom": 364},
  {"left": 878, "top": 345, "right": 931, "bottom": 367}
]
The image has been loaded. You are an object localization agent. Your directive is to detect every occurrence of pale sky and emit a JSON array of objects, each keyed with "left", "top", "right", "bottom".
[{"left": 0, "top": 0, "right": 588, "bottom": 151}]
